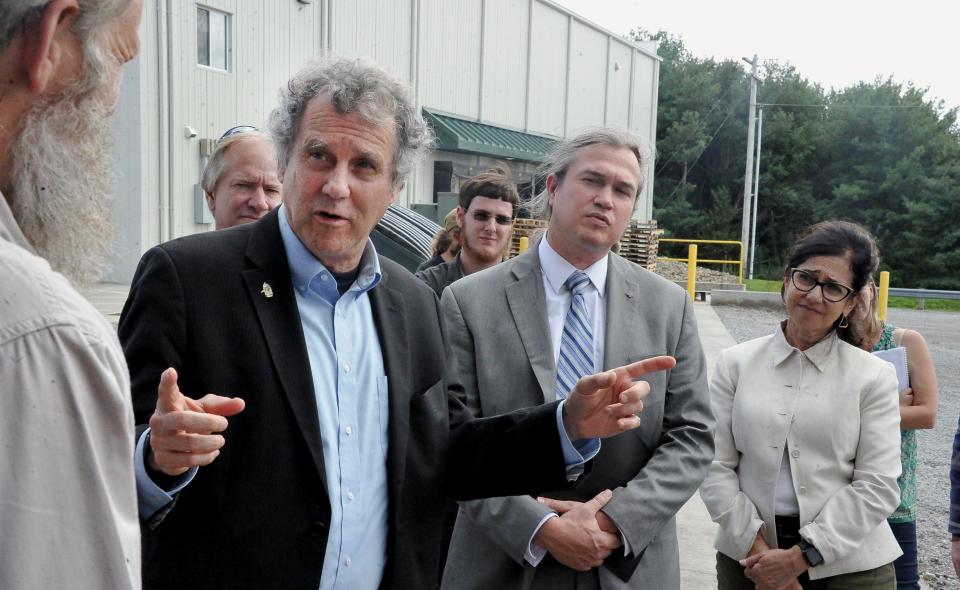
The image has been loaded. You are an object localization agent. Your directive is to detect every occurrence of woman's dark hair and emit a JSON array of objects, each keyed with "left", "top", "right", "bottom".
[{"left": 784, "top": 220, "right": 880, "bottom": 344}]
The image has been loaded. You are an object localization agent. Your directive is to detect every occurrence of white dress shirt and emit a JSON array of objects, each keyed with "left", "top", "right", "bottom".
[{"left": 526, "top": 235, "right": 612, "bottom": 564}]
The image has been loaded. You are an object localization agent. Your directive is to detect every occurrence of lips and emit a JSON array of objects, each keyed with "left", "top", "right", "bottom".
[
  {"left": 585, "top": 212, "right": 612, "bottom": 226},
  {"left": 314, "top": 210, "right": 349, "bottom": 223},
  {"left": 795, "top": 303, "right": 823, "bottom": 315}
]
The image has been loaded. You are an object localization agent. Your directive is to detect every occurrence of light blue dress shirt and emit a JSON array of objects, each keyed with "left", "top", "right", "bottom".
[{"left": 278, "top": 206, "right": 389, "bottom": 590}]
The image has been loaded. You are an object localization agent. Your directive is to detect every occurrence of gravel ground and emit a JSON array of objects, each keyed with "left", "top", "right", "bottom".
[
  {"left": 655, "top": 260, "right": 741, "bottom": 285},
  {"left": 712, "top": 304, "right": 960, "bottom": 588}
]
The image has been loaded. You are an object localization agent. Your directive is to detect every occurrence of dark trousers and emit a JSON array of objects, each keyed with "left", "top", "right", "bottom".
[
  {"left": 716, "top": 516, "right": 896, "bottom": 589},
  {"left": 888, "top": 521, "right": 920, "bottom": 590}
]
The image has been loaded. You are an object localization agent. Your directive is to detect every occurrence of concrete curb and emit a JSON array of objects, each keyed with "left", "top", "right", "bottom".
[{"left": 711, "top": 289, "right": 784, "bottom": 310}]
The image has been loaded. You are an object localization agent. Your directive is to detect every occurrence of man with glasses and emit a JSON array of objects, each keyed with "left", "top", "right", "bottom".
[
  {"left": 202, "top": 126, "right": 282, "bottom": 230},
  {"left": 416, "top": 171, "right": 518, "bottom": 297}
]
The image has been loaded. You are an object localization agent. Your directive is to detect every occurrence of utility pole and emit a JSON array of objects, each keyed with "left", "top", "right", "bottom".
[
  {"left": 740, "top": 55, "right": 759, "bottom": 275},
  {"left": 748, "top": 106, "right": 763, "bottom": 280}
]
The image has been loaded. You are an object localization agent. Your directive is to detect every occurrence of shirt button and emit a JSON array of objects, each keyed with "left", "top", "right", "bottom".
[
  {"left": 799, "top": 486, "right": 807, "bottom": 494},
  {"left": 343, "top": 362, "right": 351, "bottom": 373},
  {"left": 347, "top": 492, "right": 355, "bottom": 501},
  {"left": 320, "top": 273, "right": 329, "bottom": 281},
  {"left": 345, "top": 557, "right": 352, "bottom": 567},
  {"left": 345, "top": 426, "right": 353, "bottom": 436},
  {"left": 791, "top": 450, "right": 800, "bottom": 458}
]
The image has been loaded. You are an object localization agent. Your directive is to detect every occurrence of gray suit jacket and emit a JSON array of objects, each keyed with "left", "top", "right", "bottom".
[{"left": 439, "top": 247, "right": 714, "bottom": 590}]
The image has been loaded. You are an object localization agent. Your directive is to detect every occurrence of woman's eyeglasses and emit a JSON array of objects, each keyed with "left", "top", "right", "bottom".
[{"left": 789, "top": 268, "right": 855, "bottom": 302}]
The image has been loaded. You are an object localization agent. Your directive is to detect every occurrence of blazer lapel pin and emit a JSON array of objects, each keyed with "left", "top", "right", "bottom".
[{"left": 260, "top": 282, "right": 274, "bottom": 298}]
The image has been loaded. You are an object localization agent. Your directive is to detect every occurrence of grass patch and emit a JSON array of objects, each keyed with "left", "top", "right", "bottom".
[
  {"left": 746, "top": 278, "right": 781, "bottom": 293},
  {"left": 886, "top": 296, "right": 960, "bottom": 312}
]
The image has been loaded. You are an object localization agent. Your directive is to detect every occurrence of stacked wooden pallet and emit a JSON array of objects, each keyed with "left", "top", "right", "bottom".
[
  {"left": 618, "top": 221, "right": 661, "bottom": 271},
  {"left": 506, "top": 218, "right": 549, "bottom": 259},
  {"left": 506, "top": 218, "right": 661, "bottom": 271}
]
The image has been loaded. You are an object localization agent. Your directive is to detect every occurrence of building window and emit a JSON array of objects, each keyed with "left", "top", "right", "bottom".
[{"left": 197, "top": 6, "right": 230, "bottom": 71}]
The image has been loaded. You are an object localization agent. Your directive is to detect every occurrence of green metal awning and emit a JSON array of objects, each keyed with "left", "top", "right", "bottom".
[{"left": 423, "top": 109, "right": 557, "bottom": 163}]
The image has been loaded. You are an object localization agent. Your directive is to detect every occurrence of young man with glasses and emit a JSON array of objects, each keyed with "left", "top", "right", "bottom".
[{"left": 416, "top": 171, "right": 518, "bottom": 297}]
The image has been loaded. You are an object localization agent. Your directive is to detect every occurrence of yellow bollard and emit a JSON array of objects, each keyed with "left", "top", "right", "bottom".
[
  {"left": 518, "top": 236, "right": 529, "bottom": 254},
  {"left": 686, "top": 244, "right": 698, "bottom": 300},
  {"left": 878, "top": 270, "right": 890, "bottom": 321}
]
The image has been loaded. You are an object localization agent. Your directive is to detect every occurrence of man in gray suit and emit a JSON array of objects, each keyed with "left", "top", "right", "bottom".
[{"left": 440, "top": 129, "right": 715, "bottom": 589}]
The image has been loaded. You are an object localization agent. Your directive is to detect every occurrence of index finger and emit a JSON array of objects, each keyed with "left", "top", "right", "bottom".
[
  {"left": 618, "top": 356, "right": 676, "bottom": 379},
  {"left": 156, "top": 367, "right": 184, "bottom": 413}
]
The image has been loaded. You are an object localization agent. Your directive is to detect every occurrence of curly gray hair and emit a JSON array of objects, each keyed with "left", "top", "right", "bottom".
[
  {"left": 528, "top": 127, "right": 648, "bottom": 219},
  {"left": 267, "top": 56, "right": 434, "bottom": 189},
  {"left": 0, "top": 0, "right": 131, "bottom": 94}
]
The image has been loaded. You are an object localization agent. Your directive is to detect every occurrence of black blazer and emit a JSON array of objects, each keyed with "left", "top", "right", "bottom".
[{"left": 119, "top": 209, "right": 570, "bottom": 590}]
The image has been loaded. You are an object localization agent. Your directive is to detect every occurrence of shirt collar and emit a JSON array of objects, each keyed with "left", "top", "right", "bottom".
[
  {"left": 538, "top": 231, "right": 608, "bottom": 297},
  {"left": 772, "top": 319, "right": 838, "bottom": 371},
  {"left": 0, "top": 191, "right": 33, "bottom": 251},
  {"left": 277, "top": 203, "right": 382, "bottom": 297}
]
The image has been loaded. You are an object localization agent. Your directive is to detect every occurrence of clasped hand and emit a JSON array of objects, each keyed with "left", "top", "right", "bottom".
[
  {"left": 533, "top": 490, "right": 621, "bottom": 571},
  {"left": 147, "top": 367, "right": 246, "bottom": 476},
  {"left": 740, "top": 546, "right": 806, "bottom": 590}
]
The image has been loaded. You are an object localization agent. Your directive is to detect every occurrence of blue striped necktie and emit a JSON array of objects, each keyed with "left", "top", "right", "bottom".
[{"left": 555, "top": 271, "right": 594, "bottom": 400}]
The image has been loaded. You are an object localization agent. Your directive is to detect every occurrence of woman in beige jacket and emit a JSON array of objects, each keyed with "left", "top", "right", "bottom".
[{"left": 701, "top": 221, "right": 902, "bottom": 589}]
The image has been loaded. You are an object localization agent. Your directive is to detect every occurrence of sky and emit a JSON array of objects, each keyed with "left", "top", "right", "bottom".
[{"left": 552, "top": 0, "right": 960, "bottom": 112}]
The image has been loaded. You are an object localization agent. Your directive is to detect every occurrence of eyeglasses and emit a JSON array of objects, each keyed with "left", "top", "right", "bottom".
[
  {"left": 219, "top": 125, "right": 258, "bottom": 142},
  {"left": 789, "top": 268, "right": 855, "bottom": 302},
  {"left": 471, "top": 210, "right": 514, "bottom": 226}
]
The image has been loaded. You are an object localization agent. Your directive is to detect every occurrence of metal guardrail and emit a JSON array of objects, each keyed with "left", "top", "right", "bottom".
[
  {"left": 888, "top": 288, "right": 960, "bottom": 300},
  {"left": 877, "top": 270, "right": 958, "bottom": 319}
]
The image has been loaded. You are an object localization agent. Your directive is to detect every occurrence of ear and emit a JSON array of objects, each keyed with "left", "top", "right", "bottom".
[
  {"left": 21, "top": 0, "right": 81, "bottom": 95},
  {"left": 456, "top": 206, "right": 465, "bottom": 227},
  {"left": 205, "top": 191, "right": 216, "bottom": 212},
  {"left": 545, "top": 174, "right": 559, "bottom": 205},
  {"left": 842, "top": 293, "right": 860, "bottom": 317}
]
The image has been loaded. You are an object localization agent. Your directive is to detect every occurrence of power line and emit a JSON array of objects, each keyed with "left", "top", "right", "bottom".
[
  {"left": 654, "top": 110, "right": 733, "bottom": 210},
  {"left": 757, "top": 102, "right": 927, "bottom": 109},
  {"left": 655, "top": 83, "right": 739, "bottom": 177}
]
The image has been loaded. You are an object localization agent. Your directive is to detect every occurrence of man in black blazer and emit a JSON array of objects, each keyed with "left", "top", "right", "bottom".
[{"left": 120, "top": 57, "right": 664, "bottom": 590}]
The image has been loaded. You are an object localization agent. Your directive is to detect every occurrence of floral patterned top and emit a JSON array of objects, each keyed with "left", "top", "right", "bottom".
[{"left": 874, "top": 323, "right": 917, "bottom": 523}]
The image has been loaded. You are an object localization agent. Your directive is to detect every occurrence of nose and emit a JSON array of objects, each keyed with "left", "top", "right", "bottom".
[
  {"left": 248, "top": 187, "right": 271, "bottom": 212},
  {"left": 323, "top": 165, "right": 350, "bottom": 200},
  {"left": 805, "top": 284, "right": 825, "bottom": 304},
  {"left": 593, "top": 186, "right": 614, "bottom": 209}
]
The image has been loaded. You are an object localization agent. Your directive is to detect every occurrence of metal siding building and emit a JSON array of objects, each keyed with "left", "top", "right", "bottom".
[{"left": 109, "top": 0, "right": 659, "bottom": 281}]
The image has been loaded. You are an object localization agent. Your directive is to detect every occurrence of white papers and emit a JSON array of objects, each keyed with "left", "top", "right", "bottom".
[{"left": 872, "top": 346, "right": 909, "bottom": 392}]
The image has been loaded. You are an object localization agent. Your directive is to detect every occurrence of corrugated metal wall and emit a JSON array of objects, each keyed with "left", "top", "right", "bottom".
[{"left": 111, "top": 0, "right": 659, "bottom": 281}]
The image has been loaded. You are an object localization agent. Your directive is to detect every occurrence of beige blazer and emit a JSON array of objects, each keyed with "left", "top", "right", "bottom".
[{"left": 700, "top": 325, "right": 903, "bottom": 580}]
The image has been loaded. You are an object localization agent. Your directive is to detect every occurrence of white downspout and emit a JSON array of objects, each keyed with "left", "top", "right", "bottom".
[{"left": 156, "top": 0, "right": 169, "bottom": 243}]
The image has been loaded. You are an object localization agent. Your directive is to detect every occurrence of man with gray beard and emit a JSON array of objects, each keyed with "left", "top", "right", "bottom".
[{"left": 0, "top": 1, "right": 144, "bottom": 588}]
